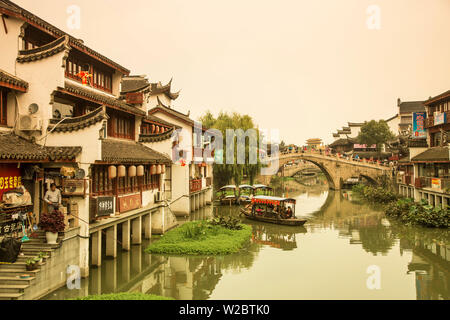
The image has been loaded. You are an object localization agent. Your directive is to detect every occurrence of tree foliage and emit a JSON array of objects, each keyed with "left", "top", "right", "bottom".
[
  {"left": 357, "top": 120, "right": 395, "bottom": 150},
  {"left": 198, "top": 111, "right": 262, "bottom": 187}
]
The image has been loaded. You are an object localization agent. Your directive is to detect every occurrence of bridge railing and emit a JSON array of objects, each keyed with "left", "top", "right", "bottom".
[{"left": 273, "top": 150, "right": 391, "bottom": 169}]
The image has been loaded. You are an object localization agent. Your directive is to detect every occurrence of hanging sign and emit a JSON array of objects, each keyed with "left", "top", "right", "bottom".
[
  {"left": 0, "top": 164, "right": 22, "bottom": 198},
  {"left": 412, "top": 112, "right": 427, "bottom": 138},
  {"left": 96, "top": 196, "right": 114, "bottom": 217},
  {"left": 434, "top": 112, "right": 446, "bottom": 126},
  {"left": 431, "top": 178, "right": 441, "bottom": 190}
]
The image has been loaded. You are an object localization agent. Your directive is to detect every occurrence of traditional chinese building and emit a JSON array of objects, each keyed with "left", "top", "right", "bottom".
[
  {"left": 0, "top": 0, "right": 213, "bottom": 299},
  {"left": 120, "top": 75, "right": 213, "bottom": 216},
  {"left": 397, "top": 90, "right": 450, "bottom": 206}
]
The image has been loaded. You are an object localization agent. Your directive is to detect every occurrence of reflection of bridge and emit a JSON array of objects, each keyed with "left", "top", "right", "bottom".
[{"left": 267, "top": 151, "right": 391, "bottom": 190}]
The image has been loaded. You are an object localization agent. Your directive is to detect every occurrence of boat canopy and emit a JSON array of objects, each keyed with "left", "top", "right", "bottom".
[
  {"left": 252, "top": 195, "right": 296, "bottom": 205},
  {"left": 252, "top": 184, "right": 272, "bottom": 189},
  {"left": 220, "top": 185, "right": 237, "bottom": 190},
  {"left": 239, "top": 184, "right": 254, "bottom": 189}
]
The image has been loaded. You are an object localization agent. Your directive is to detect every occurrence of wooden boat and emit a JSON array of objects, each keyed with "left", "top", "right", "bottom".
[
  {"left": 238, "top": 184, "right": 254, "bottom": 203},
  {"left": 252, "top": 184, "right": 274, "bottom": 196},
  {"left": 240, "top": 196, "right": 307, "bottom": 226},
  {"left": 217, "top": 185, "right": 238, "bottom": 205}
]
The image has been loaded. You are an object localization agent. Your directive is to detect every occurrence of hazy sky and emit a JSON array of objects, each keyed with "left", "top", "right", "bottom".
[{"left": 15, "top": 0, "right": 450, "bottom": 144}]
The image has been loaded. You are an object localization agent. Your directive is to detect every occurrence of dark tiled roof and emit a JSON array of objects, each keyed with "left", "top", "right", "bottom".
[
  {"left": 424, "top": 90, "right": 450, "bottom": 106},
  {"left": 120, "top": 76, "right": 150, "bottom": 94},
  {"left": 150, "top": 79, "right": 180, "bottom": 100},
  {"left": 0, "top": 0, "right": 129, "bottom": 74},
  {"left": 407, "top": 139, "right": 428, "bottom": 148},
  {"left": 0, "top": 134, "right": 81, "bottom": 161},
  {"left": 45, "top": 146, "right": 82, "bottom": 161},
  {"left": 348, "top": 122, "right": 364, "bottom": 127},
  {"left": 60, "top": 82, "right": 146, "bottom": 116},
  {"left": 48, "top": 106, "right": 107, "bottom": 132},
  {"left": 329, "top": 138, "right": 355, "bottom": 147},
  {"left": 332, "top": 133, "right": 340, "bottom": 137},
  {"left": 17, "top": 35, "right": 69, "bottom": 63},
  {"left": 411, "top": 147, "right": 450, "bottom": 162},
  {"left": 101, "top": 139, "right": 171, "bottom": 164},
  {"left": 144, "top": 115, "right": 180, "bottom": 128},
  {"left": 139, "top": 127, "right": 175, "bottom": 143},
  {"left": 337, "top": 129, "right": 351, "bottom": 134},
  {"left": 0, "top": 134, "right": 48, "bottom": 160},
  {"left": 398, "top": 101, "right": 425, "bottom": 114},
  {"left": 149, "top": 100, "right": 194, "bottom": 126},
  {"left": 0, "top": 68, "right": 28, "bottom": 91}
]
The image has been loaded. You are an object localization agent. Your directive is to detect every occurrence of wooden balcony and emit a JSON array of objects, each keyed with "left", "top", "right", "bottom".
[{"left": 424, "top": 111, "right": 450, "bottom": 128}]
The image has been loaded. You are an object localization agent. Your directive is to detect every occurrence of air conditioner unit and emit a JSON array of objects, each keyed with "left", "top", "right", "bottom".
[
  {"left": 154, "top": 191, "right": 163, "bottom": 203},
  {"left": 18, "top": 114, "right": 41, "bottom": 131}
]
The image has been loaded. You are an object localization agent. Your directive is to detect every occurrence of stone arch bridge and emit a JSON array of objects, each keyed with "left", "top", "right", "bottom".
[{"left": 264, "top": 151, "right": 392, "bottom": 190}]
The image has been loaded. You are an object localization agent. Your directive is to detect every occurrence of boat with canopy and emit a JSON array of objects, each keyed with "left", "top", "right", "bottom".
[{"left": 240, "top": 195, "right": 307, "bottom": 226}]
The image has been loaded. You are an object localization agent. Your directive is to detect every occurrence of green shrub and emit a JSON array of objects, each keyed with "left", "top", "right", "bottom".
[
  {"left": 352, "top": 184, "right": 397, "bottom": 203},
  {"left": 385, "top": 198, "right": 450, "bottom": 228}
]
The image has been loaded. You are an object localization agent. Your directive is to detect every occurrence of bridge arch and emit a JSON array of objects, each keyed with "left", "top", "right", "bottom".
[{"left": 274, "top": 152, "right": 390, "bottom": 190}]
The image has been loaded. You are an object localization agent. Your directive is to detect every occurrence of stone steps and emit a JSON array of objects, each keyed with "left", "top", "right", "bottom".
[
  {"left": 0, "top": 276, "right": 35, "bottom": 285},
  {"left": 0, "top": 232, "right": 63, "bottom": 300},
  {"left": 0, "top": 292, "right": 24, "bottom": 300},
  {"left": 0, "top": 261, "right": 46, "bottom": 270},
  {"left": 0, "top": 284, "right": 28, "bottom": 294},
  {"left": 0, "top": 268, "right": 40, "bottom": 277}
]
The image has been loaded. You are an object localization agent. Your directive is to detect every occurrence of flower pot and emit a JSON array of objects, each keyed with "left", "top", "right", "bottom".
[
  {"left": 26, "top": 264, "right": 34, "bottom": 271},
  {"left": 45, "top": 232, "right": 58, "bottom": 244}
]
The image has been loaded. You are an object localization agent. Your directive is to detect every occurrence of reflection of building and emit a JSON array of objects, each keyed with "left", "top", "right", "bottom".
[{"left": 401, "top": 234, "right": 450, "bottom": 300}]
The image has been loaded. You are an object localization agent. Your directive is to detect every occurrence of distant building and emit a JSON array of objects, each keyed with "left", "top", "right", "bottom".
[
  {"left": 306, "top": 138, "right": 322, "bottom": 150},
  {"left": 397, "top": 98, "right": 425, "bottom": 135}
]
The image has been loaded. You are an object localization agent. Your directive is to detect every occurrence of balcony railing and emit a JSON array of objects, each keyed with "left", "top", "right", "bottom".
[
  {"left": 424, "top": 111, "right": 450, "bottom": 128},
  {"left": 415, "top": 176, "right": 450, "bottom": 192},
  {"left": 402, "top": 174, "right": 413, "bottom": 185},
  {"left": 189, "top": 179, "right": 202, "bottom": 193}
]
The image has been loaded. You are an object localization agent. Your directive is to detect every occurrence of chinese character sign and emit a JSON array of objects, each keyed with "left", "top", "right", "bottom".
[
  {"left": 434, "top": 112, "right": 446, "bottom": 126},
  {"left": 412, "top": 112, "right": 427, "bottom": 139},
  {"left": 0, "top": 164, "right": 22, "bottom": 198}
]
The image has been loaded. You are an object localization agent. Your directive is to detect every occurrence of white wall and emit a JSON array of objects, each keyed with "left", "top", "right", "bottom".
[{"left": 0, "top": 18, "right": 22, "bottom": 74}]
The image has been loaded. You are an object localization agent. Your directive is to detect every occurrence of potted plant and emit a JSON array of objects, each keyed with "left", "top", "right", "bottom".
[
  {"left": 38, "top": 212, "right": 65, "bottom": 244},
  {"left": 34, "top": 255, "right": 42, "bottom": 266},
  {"left": 38, "top": 251, "right": 49, "bottom": 262},
  {"left": 26, "top": 259, "right": 36, "bottom": 271}
]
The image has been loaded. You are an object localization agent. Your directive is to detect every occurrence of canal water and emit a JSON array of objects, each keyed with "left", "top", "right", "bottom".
[{"left": 43, "top": 180, "right": 450, "bottom": 300}]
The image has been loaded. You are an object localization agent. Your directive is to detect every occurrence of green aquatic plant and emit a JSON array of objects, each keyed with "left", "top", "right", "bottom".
[{"left": 146, "top": 221, "right": 252, "bottom": 255}]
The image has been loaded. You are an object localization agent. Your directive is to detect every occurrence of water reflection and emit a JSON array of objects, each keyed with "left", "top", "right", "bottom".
[{"left": 43, "top": 179, "right": 449, "bottom": 300}]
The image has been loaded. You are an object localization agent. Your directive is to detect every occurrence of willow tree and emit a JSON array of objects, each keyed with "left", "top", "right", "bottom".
[{"left": 198, "top": 111, "right": 262, "bottom": 187}]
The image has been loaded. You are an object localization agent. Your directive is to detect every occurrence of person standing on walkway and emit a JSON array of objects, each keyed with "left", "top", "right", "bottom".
[{"left": 44, "top": 183, "right": 62, "bottom": 214}]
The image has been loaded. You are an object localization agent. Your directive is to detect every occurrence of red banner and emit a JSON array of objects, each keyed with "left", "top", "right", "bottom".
[
  {"left": 0, "top": 164, "right": 22, "bottom": 198},
  {"left": 118, "top": 194, "right": 141, "bottom": 213}
]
